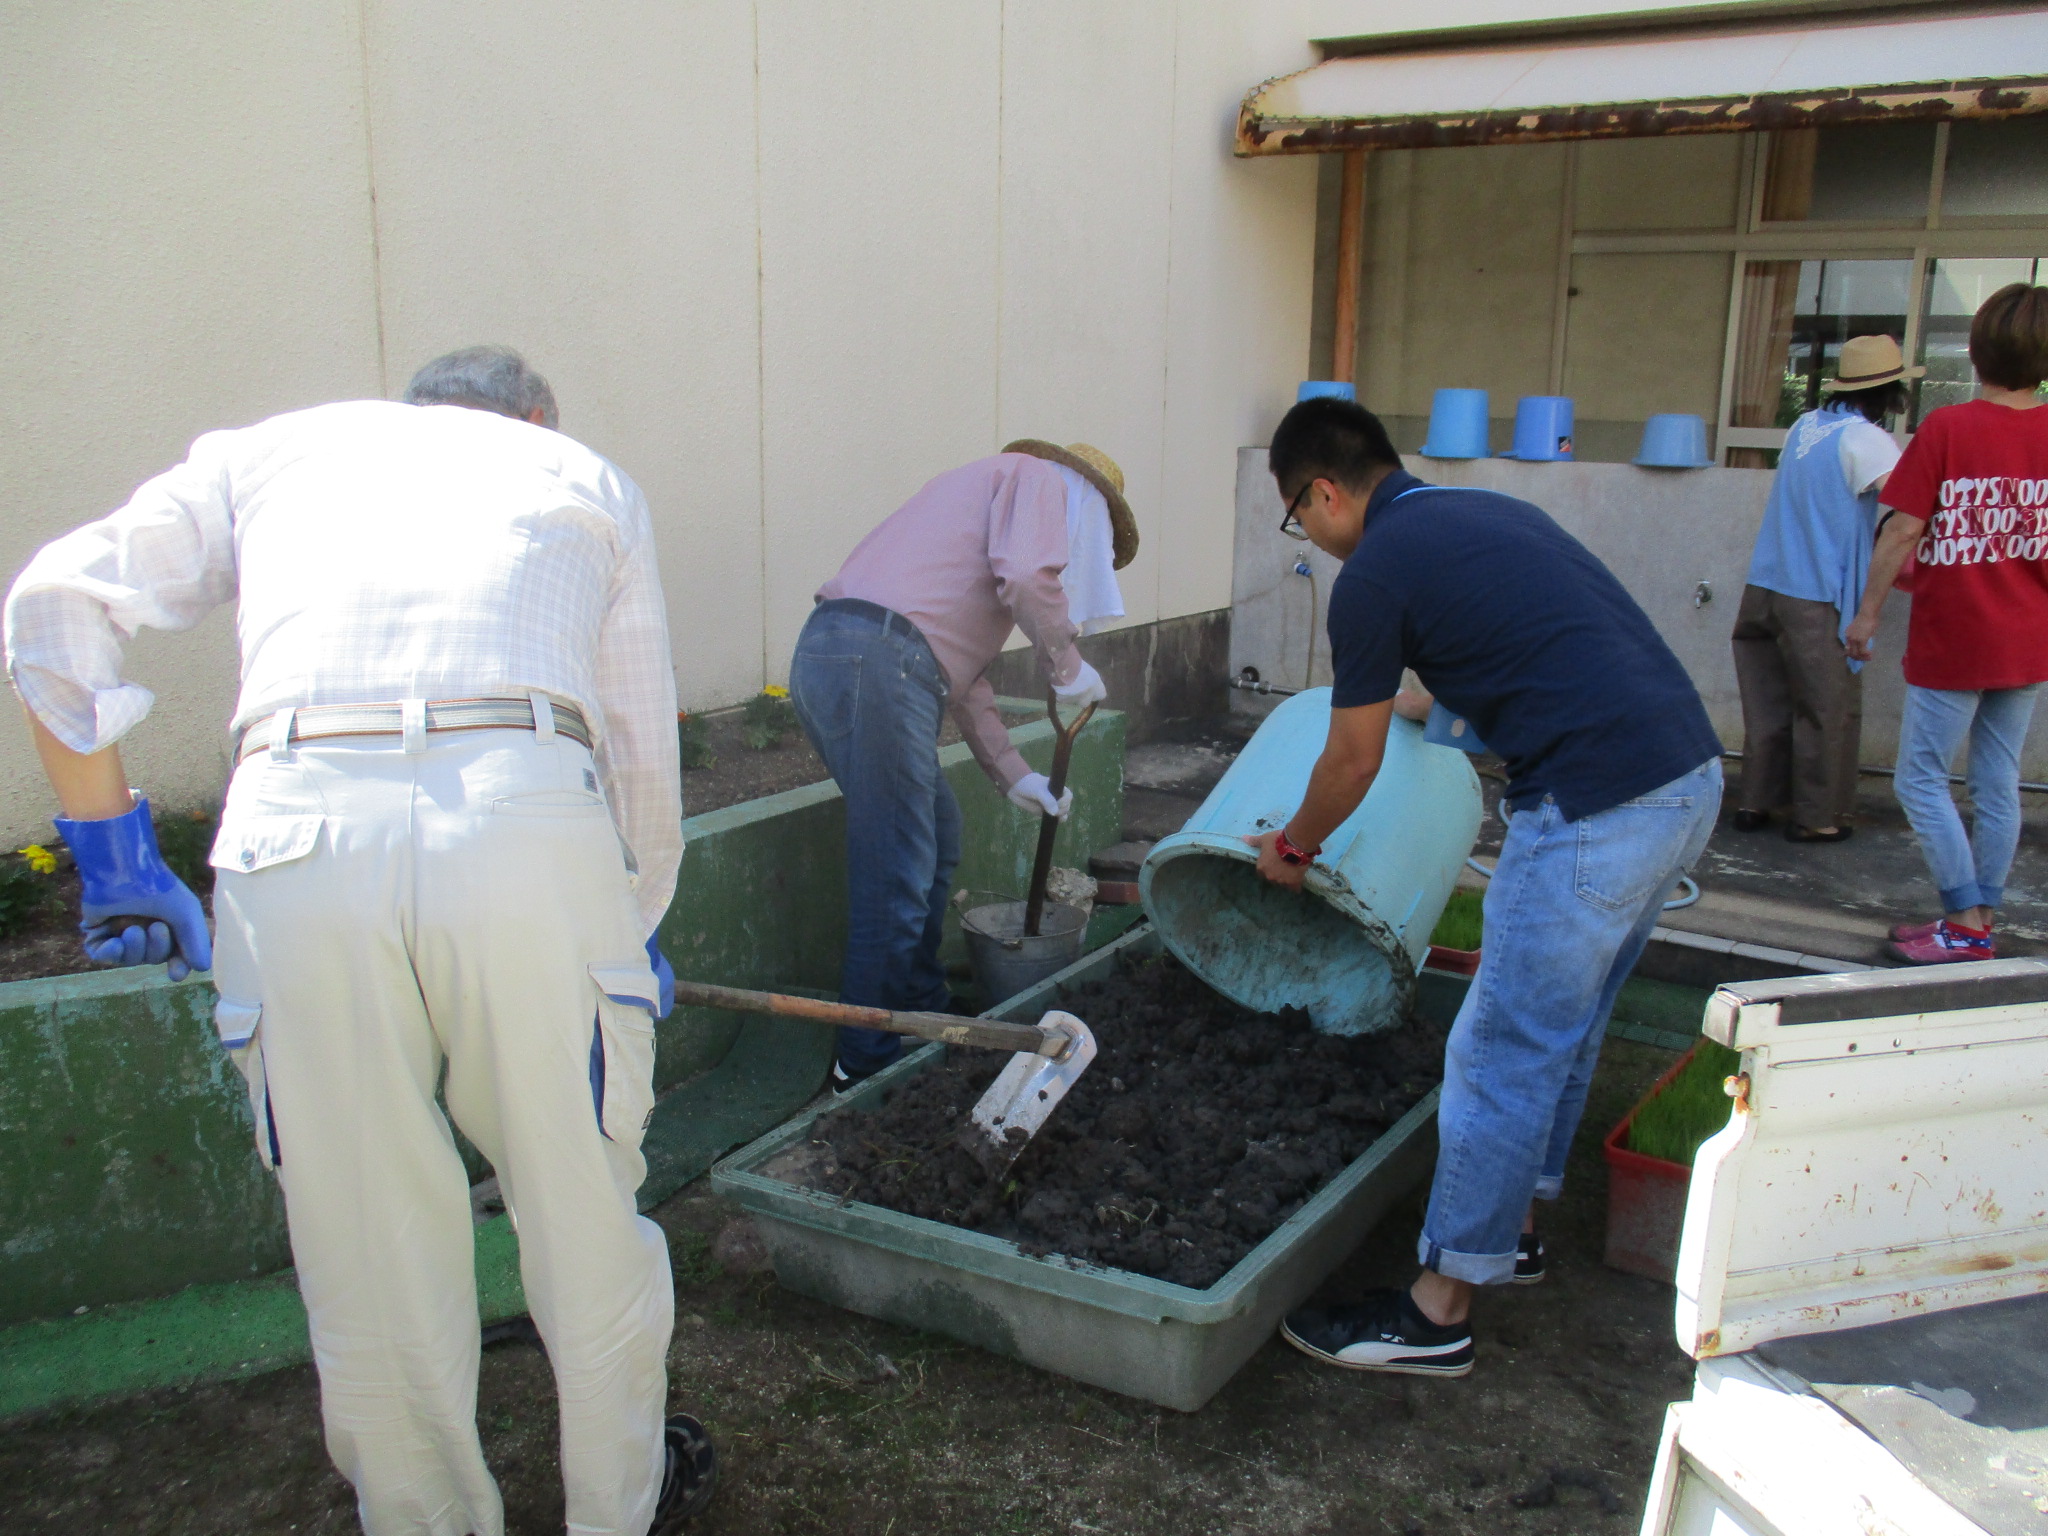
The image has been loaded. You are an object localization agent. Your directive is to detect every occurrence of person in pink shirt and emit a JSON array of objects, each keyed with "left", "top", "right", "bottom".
[{"left": 794, "top": 441, "right": 1138, "bottom": 1085}]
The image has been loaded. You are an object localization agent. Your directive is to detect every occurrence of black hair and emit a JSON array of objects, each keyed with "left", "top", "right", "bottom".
[
  {"left": 1269, "top": 397, "right": 1401, "bottom": 497},
  {"left": 1828, "top": 379, "right": 1908, "bottom": 425}
]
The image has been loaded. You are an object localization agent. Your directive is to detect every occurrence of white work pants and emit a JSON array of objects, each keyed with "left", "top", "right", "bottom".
[{"left": 210, "top": 727, "right": 672, "bottom": 1536}]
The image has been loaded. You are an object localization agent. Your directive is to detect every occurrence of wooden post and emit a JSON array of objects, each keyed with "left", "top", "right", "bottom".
[{"left": 1330, "top": 148, "right": 1366, "bottom": 385}]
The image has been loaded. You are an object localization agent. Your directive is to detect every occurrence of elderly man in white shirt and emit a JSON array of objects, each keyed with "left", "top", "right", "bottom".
[{"left": 5, "top": 348, "right": 714, "bottom": 1536}]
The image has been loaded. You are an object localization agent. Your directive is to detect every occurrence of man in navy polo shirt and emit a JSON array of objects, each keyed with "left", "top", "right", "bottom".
[{"left": 1254, "top": 397, "right": 1722, "bottom": 1378}]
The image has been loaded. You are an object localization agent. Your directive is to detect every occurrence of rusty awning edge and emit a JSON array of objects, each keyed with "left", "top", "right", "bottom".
[
  {"left": 1236, "top": 75, "right": 2048, "bottom": 155},
  {"left": 1228, "top": 73, "right": 2048, "bottom": 156}
]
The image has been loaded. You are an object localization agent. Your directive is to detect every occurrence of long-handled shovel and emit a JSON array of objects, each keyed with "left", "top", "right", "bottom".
[
  {"left": 670, "top": 980, "right": 1097, "bottom": 1175},
  {"left": 1022, "top": 687, "right": 1099, "bottom": 937}
]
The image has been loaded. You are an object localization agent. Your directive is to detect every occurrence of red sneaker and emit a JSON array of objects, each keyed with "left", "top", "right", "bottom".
[
  {"left": 1888, "top": 917, "right": 1941, "bottom": 943},
  {"left": 1886, "top": 921, "right": 1995, "bottom": 965}
]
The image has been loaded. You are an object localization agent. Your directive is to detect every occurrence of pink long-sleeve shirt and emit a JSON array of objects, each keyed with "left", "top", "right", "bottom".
[{"left": 818, "top": 453, "right": 1082, "bottom": 788}]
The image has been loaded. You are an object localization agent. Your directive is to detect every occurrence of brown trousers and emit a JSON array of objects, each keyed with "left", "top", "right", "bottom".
[{"left": 1730, "top": 584, "right": 1863, "bottom": 829}]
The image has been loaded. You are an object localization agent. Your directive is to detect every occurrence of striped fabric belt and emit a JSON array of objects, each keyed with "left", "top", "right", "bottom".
[{"left": 234, "top": 696, "right": 592, "bottom": 764}]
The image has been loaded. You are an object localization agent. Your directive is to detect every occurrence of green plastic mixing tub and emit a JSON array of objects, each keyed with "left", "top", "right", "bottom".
[{"left": 708, "top": 924, "right": 1441, "bottom": 1412}]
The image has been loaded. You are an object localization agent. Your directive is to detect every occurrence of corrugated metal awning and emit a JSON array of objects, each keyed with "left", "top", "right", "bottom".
[{"left": 1237, "top": 4, "right": 2048, "bottom": 155}]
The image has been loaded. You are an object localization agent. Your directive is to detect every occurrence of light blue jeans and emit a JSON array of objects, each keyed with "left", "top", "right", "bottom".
[
  {"left": 1419, "top": 759, "right": 1722, "bottom": 1286},
  {"left": 1894, "top": 683, "right": 2040, "bottom": 914}
]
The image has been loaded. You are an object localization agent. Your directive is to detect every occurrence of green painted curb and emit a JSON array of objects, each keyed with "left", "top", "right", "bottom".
[{"left": 0, "top": 1216, "right": 524, "bottom": 1421}]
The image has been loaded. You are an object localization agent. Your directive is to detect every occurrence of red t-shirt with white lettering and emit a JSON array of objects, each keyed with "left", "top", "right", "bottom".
[{"left": 1878, "top": 399, "right": 2048, "bottom": 690}]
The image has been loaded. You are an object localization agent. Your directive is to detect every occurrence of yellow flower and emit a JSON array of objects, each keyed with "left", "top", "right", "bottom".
[
  {"left": 18, "top": 844, "right": 56, "bottom": 875},
  {"left": 762, "top": 685, "right": 789, "bottom": 699}
]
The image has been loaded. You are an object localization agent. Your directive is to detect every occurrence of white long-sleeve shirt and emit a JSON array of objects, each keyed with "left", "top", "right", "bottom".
[{"left": 4, "top": 399, "right": 682, "bottom": 932}]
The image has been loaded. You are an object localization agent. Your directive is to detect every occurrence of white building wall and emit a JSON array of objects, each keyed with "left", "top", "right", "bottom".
[{"left": 0, "top": 1, "right": 1335, "bottom": 841}]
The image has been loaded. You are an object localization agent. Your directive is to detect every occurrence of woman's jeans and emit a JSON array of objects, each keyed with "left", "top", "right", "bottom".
[
  {"left": 1419, "top": 759, "right": 1722, "bottom": 1286},
  {"left": 1894, "top": 684, "right": 2040, "bottom": 914},
  {"left": 789, "top": 599, "right": 961, "bottom": 1075}
]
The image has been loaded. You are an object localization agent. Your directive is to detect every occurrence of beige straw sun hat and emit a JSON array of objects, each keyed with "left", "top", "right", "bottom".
[
  {"left": 1002, "top": 440, "right": 1139, "bottom": 569},
  {"left": 1821, "top": 335, "right": 1924, "bottom": 392}
]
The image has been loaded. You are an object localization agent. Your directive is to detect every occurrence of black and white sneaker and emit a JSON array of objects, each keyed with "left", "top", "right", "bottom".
[
  {"left": 1280, "top": 1289, "right": 1474, "bottom": 1377},
  {"left": 1514, "top": 1232, "right": 1546, "bottom": 1285},
  {"left": 831, "top": 1062, "right": 874, "bottom": 1096},
  {"left": 648, "top": 1414, "right": 718, "bottom": 1533}
]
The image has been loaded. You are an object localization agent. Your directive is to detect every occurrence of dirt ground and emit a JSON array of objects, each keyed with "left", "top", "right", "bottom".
[{"left": 0, "top": 1035, "right": 1694, "bottom": 1536}]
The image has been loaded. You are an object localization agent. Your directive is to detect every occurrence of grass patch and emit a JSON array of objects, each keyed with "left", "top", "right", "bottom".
[
  {"left": 1626, "top": 1040, "right": 1741, "bottom": 1165},
  {"left": 1429, "top": 888, "right": 1483, "bottom": 951}
]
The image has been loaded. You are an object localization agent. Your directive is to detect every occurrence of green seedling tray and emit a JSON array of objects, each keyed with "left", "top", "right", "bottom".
[{"left": 710, "top": 923, "right": 1440, "bottom": 1412}]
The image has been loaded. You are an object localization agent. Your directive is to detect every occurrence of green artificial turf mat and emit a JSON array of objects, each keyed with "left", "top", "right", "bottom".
[
  {"left": 1626, "top": 1039, "right": 1741, "bottom": 1165},
  {"left": 1429, "top": 888, "right": 1484, "bottom": 951}
]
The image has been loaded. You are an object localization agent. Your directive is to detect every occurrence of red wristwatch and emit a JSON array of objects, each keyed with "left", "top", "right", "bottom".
[{"left": 1274, "top": 828, "right": 1320, "bottom": 866}]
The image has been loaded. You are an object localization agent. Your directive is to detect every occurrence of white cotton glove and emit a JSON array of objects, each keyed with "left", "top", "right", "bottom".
[
  {"left": 1051, "top": 660, "right": 1107, "bottom": 709},
  {"left": 1007, "top": 772, "right": 1074, "bottom": 820}
]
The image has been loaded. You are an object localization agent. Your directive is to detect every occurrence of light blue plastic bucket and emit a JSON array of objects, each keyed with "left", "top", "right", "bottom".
[
  {"left": 1633, "top": 413, "right": 1713, "bottom": 469},
  {"left": 1500, "top": 396, "right": 1574, "bottom": 461},
  {"left": 1420, "top": 388, "right": 1491, "bottom": 459},
  {"left": 1297, "top": 380, "right": 1357, "bottom": 403},
  {"left": 1139, "top": 690, "right": 1482, "bottom": 1036}
]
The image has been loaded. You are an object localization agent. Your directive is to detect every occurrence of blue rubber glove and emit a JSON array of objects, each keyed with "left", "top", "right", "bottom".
[
  {"left": 56, "top": 797, "right": 212, "bottom": 981},
  {"left": 645, "top": 933, "right": 675, "bottom": 1019}
]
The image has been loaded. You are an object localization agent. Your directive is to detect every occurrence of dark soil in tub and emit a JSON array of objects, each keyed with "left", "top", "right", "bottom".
[{"left": 805, "top": 952, "right": 1446, "bottom": 1288}]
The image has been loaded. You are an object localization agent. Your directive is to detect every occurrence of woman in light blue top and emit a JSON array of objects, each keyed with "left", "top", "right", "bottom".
[{"left": 1730, "top": 334, "right": 1915, "bottom": 842}]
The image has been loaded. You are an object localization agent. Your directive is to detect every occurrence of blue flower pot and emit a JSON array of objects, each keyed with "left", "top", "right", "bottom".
[
  {"left": 1420, "top": 388, "right": 1491, "bottom": 459},
  {"left": 1500, "top": 396, "right": 1574, "bottom": 461},
  {"left": 1633, "top": 413, "right": 1714, "bottom": 469}
]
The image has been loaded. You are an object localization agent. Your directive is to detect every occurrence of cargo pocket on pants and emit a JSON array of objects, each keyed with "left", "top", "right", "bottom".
[
  {"left": 216, "top": 997, "right": 284, "bottom": 1170},
  {"left": 587, "top": 963, "right": 659, "bottom": 1144}
]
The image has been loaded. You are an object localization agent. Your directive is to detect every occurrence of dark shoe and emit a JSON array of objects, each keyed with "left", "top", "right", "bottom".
[
  {"left": 1513, "top": 1232, "right": 1545, "bottom": 1286},
  {"left": 1280, "top": 1289, "right": 1474, "bottom": 1377},
  {"left": 1730, "top": 809, "right": 1770, "bottom": 833},
  {"left": 1784, "top": 824, "right": 1852, "bottom": 843},
  {"left": 648, "top": 1414, "right": 718, "bottom": 1533},
  {"left": 831, "top": 1061, "right": 884, "bottom": 1096}
]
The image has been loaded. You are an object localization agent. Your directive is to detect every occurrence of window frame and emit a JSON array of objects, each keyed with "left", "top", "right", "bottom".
[{"left": 1702, "top": 126, "right": 2048, "bottom": 461}]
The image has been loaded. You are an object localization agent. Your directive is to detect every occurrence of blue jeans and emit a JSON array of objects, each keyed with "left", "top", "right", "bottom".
[
  {"left": 1894, "top": 683, "right": 2040, "bottom": 913},
  {"left": 1419, "top": 758, "right": 1722, "bottom": 1286},
  {"left": 789, "top": 600, "right": 962, "bottom": 1075}
]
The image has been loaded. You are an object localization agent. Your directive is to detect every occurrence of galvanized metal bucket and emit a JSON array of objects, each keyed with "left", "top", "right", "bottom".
[
  {"left": 1140, "top": 689, "right": 1482, "bottom": 1035},
  {"left": 960, "top": 899, "right": 1088, "bottom": 1009}
]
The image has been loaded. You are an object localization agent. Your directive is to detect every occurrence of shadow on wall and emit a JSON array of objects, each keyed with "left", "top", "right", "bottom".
[{"left": 986, "top": 609, "right": 1229, "bottom": 742}]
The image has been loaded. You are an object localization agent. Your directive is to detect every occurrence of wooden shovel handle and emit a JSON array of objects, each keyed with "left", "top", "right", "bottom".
[
  {"left": 670, "top": 979, "right": 1062, "bottom": 1057},
  {"left": 1023, "top": 687, "right": 1100, "bottom": 936}
]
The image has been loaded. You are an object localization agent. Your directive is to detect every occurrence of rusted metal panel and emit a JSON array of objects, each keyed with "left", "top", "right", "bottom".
[
  {"left": 1236, "top": 6, "right": 2048, "bottom": 156},
  {"left": 1238, "top": 78, "right": 2048, "bottom": 155}
]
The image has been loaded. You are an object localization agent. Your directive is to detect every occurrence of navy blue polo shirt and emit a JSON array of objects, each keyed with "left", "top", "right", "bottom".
[{"left": 1326, "top": 471, "right": 1721, "bottom": 821}]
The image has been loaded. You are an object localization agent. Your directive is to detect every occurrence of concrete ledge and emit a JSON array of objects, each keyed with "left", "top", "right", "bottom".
[{"left": 1632, "top": 925, "right": 1880, "bottom": 991}]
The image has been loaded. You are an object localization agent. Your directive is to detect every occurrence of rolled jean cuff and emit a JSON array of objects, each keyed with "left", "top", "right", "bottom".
[
  {"left": 1416, "top": 1234, "right": 1518, "bottom": 1287},
  {"left": 1533, "top": 1174, "right": 1565, "bottom": 1201},
  {"left": 1939, "top": 881, "right": 1989, "bottom": 914}
]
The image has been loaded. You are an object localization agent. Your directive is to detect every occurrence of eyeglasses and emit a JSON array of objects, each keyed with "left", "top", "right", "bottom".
[{"left": 1279, "top": 481, "right": 1314, "bottom": 541}]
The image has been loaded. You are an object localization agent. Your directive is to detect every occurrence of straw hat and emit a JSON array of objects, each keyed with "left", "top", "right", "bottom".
[
  {"left": 1822, "top": 335, "right": 1923, "bottom": 392},
  {"left": 1002, "top": 440, "right": 1139, "bottom": 569}
]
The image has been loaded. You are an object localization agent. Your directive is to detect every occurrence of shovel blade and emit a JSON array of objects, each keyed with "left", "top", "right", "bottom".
[{"left": 962, "top": 1010, "right": 1096, "bottom": 1177}]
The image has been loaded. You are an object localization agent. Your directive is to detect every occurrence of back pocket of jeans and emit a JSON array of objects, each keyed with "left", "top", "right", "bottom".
[
  {"left": 1573, "top": 799, "right": 1692, "bottom": 912},
  {"left": 791, "top": 654, "right": 861, "bottom": 742}
]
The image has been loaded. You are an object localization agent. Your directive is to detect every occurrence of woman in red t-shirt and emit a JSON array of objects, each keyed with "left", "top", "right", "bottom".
[{"left": 1846, "top": 283, "right": 2048, "bottom": 962}]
